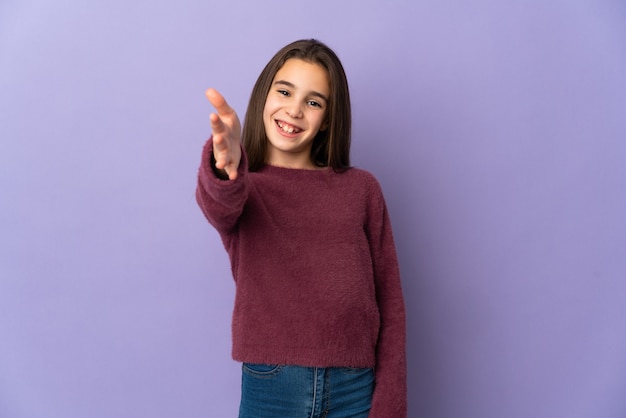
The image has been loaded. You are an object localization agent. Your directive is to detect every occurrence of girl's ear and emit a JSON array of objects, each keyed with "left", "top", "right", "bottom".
[{"left": 320, "top": 119, "right": 329, "bottom": 131}]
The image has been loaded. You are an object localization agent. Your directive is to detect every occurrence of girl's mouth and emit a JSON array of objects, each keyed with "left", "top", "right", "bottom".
[{"left": 276, "top": 120, "right": 303, "bottom": 134}]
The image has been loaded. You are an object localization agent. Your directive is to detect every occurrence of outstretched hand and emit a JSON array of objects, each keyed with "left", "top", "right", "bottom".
[{"left": 206, "top": 88, "right": 242, "bottom": 180}]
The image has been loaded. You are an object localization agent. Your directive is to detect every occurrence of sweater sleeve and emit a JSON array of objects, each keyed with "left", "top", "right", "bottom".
[
  {"left": 366, "top": 179, "right": 407, "bottom": 418},
  {"left": 195, "top": 136, "right": 249, "bottom": 236}
]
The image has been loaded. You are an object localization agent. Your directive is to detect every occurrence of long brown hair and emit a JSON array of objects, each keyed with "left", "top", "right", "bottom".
[{"left": 242, "top": 39, "right": 351, "bottom": 172}]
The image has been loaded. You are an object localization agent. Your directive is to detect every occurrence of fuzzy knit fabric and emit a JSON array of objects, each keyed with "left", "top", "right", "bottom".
[{"left": 196, "top": 138, "right": 407, "bottom": 417}]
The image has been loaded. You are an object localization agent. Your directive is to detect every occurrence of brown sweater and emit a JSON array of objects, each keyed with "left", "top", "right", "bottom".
[{"left": 196, "top": 138, "right": 407, "bottom": 417}]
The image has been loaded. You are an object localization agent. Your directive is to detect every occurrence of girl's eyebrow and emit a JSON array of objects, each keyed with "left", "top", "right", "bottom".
[{"left": 274, "top": 80, "right": 329, "bottom": 102}]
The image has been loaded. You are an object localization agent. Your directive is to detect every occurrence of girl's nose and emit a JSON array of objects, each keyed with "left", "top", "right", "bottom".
[{"left": 286, "top": 103, "right": 303, "bottom": 118}]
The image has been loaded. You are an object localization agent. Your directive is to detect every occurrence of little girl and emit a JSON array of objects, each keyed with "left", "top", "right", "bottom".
[{"left": 196, "top": 39, "right": 406, "bottom": 418}]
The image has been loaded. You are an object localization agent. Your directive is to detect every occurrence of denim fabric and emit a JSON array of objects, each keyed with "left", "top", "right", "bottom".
[{"left": 238, "top": 364, "right": 374, "bottom": 418}]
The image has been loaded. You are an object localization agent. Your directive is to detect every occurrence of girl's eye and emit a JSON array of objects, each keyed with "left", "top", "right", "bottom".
[
  {"left": 277, "top": 89, "right": 290, "bottom": 96},
  {"left": 308, "top": 100, "right": 323, "bottom": 108}
]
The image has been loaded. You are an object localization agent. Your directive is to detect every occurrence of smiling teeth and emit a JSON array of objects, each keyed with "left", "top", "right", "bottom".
[{"left": 278, "top": 121, "right": 301, "bottom": 134}]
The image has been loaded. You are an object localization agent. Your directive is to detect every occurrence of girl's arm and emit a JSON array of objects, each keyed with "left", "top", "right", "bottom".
[
  {"left": 196, "top": 89, "right": 248, "bottom": 235},
  {"left": 366, "top": 181, "right": 408, "bottom": 418}
]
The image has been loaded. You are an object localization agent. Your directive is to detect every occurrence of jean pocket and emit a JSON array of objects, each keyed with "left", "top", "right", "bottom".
[
  {"left": 339, "top": 367, "right": 374, "bottom": 375},
  {"left": 242, "top": 363, "right": 282, "bottom": 377}
]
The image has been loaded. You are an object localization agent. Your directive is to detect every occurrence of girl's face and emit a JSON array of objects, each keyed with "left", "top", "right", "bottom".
[{"left": 263, "top": 58, "right": 330, "bottom": 169}]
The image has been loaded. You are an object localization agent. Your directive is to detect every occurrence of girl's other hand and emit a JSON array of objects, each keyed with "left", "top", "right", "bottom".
[{"left": 206, "top": 88, "right": 242, "bottom": 180}]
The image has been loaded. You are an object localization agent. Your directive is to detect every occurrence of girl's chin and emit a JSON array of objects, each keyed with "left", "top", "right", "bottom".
[{"left": 267, "top": 140, "right": 313, "bottom": 157}]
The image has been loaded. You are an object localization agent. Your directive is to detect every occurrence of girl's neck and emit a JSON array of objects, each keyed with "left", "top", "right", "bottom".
[{"left": 265, "top": 153, "right": 320, "bottom": 170}]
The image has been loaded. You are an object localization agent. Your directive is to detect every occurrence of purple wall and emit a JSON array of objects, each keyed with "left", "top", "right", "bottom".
[{"left": 1, "top": 0, "right": 625, "bottom": 417}]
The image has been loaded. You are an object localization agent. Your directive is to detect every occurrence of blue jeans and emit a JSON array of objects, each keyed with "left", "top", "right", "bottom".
[{"left": 238, "top": 363, "right": 374, "bottom": 418}]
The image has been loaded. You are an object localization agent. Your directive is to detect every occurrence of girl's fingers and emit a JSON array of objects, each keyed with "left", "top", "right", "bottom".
[
  {"left": 205, "top": 88, "right": 224, "bottom": 108},
  {"left": 213, "top": 135, "right": 226, "bottom": 155},
  {"left": 215, "top": 153, "right": 239, "bottom": 180},
  {"left": 210, "top": 112, "right": 226, "bottom": 134},
  {"left": 226, "top": 168, "right": 238, "bottom": 181},
  {"left": 213, "top": 135, "right": 235, "bottom": 169},
  {"left": 206, "top": 88, "right": 234, "bottom": 118},
  {"left": 206, "top": 87, "right": 241, "bottom": 180}
]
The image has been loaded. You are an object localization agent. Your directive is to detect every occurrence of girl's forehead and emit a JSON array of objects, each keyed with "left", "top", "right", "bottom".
[{"left": 272, "top": 59, "right": 330, "bottom": 92}]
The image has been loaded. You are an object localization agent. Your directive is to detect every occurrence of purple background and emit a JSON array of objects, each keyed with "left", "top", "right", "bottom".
[{"left": 1, "top": 0, "right": 625, "bottom": 417}]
